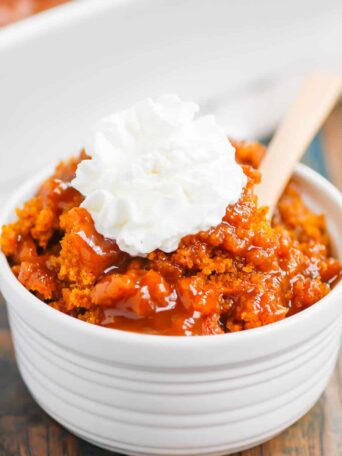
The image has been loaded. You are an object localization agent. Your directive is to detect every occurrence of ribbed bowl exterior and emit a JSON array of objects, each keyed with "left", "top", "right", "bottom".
[
  {"left": 7, "top": 305, "right": 342, "bottom": 456},
  {"left": 1, "top": 164, "right": 342, "bottom": 456}
]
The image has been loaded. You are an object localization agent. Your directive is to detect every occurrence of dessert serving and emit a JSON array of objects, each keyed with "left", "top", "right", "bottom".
[{"left": 1, "top": 95, "right": 340, "bottom": 336}]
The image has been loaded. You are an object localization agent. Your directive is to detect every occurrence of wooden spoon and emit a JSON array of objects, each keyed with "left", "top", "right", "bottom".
[{"left": 255, "top": 72, "right": 342, "bottom": 217}]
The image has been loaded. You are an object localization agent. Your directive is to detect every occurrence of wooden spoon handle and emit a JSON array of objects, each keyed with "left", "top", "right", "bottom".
[{"left": 255, "top": 72, "right": 342, "bottom": 216}]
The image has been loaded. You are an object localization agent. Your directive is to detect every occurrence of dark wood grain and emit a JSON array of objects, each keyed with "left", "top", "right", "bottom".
[{"left": 0, "top": 107, "right": 341, "bottom": 455}]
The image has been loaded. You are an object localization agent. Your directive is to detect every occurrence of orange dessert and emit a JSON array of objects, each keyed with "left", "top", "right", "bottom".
[{"left": 1, "top": 142, "right": 340, "bottom": 335}]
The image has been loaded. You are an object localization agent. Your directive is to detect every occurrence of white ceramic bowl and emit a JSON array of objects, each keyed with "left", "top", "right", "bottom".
[{"left": 0, "top": 164, "right": 341, "bottom": 456}]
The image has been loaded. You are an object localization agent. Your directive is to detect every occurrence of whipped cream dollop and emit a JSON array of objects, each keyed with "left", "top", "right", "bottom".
[{"left": 72, "top": 95, "right": 247, "bottom": 256}]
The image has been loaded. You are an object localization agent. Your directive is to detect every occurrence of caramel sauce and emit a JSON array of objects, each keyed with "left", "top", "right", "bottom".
[
  {"left": 62, "top": 207, "right": 128, "bottom": 279},
  {"left": 95, "top": 270, "right": 205, "bottom": 335},
  {"left": 39, "top": 178, "right": 83, "bottom": 214}
]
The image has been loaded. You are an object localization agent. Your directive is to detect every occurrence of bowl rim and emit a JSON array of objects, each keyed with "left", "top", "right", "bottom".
[{"left": 0, "top": 162, "right": 341, "bottom": 347}]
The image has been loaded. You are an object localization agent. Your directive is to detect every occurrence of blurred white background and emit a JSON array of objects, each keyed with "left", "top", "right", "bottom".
[{"left": 0, "top": 0, "right": 342, "bottom": 205}]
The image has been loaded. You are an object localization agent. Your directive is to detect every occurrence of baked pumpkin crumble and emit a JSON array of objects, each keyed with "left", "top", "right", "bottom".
[{"left": 1, "top": 142, "right": 340, "bottom": 335}]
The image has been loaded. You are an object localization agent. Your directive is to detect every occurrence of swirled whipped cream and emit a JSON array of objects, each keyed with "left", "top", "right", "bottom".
[{"left": 72, "top": 95, "right": 247, "bottom": 256}]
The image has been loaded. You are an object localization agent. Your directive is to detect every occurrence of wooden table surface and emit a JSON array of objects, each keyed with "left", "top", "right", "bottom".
[{"left": 0, "top": 106, "right": 341, "bottom": 456}]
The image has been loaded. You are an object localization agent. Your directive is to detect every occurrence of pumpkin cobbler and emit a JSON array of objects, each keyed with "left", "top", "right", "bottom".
[{"left": 1, "top": 142, "right": 340, "bottom": 335}]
